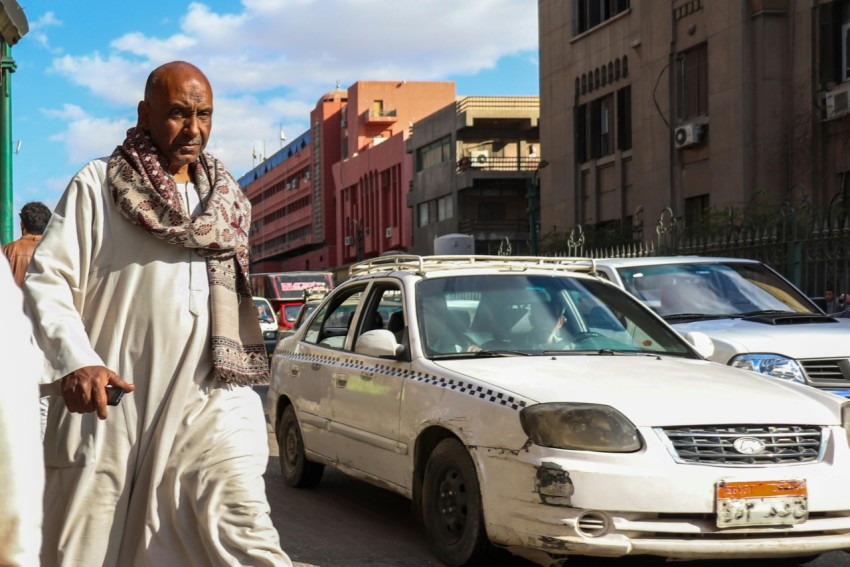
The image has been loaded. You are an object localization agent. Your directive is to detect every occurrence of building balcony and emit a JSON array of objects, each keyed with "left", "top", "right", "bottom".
[
  {"left": 363, "top": 108, "right": 398, "bottom": 124},
  {"left": 456, "top": 155, "right": 541, "bottom": 173}
]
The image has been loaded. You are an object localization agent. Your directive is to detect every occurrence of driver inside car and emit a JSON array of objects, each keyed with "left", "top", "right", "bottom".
[{"left": 514, "top": 300, "right": 568, "bottom": 349}]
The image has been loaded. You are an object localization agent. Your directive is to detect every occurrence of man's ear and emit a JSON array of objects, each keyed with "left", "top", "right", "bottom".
[{"left": 137, "top": 101, "right": 149, "bottom": 130}]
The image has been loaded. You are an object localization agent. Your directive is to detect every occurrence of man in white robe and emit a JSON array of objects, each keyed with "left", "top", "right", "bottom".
[
  {"left": 0, "top": 254, "right": 45, "bottom": 566},
  {"left": 24, "top": 61, "right": 290, "bottom": 566}
]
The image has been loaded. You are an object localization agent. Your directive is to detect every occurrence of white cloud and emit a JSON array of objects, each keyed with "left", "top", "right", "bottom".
[
  {"left": 30, "top": 11, "right": 61, "bottom": 31},
  {"left": 41, "top": 0, "right": 538, "bottom": 177},
  {"left": 46, "top": 111, "right": 133, "bottom": 164}
]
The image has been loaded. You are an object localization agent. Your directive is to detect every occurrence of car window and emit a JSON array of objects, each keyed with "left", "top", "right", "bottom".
[
  {"left": 253, "top": 298, "right": 275, "bottom": 323},
  {"left": 353, "top": 283, "right": 404, "bottom": 348},
  {"left": 303, "top": 286, "right": 366, "bottom": 349},
  {"left": 415, "top": 274, "right": 695, "bottom": 358}
]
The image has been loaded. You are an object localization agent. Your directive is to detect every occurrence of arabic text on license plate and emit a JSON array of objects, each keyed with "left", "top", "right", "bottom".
[{"left": 716, "top": 480, "right": 807, "bottom": 528}]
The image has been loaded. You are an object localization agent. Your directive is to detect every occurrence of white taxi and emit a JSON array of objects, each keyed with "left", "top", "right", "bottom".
[{"left": 267, "top": 255, "right": 850, "bottom": 566}]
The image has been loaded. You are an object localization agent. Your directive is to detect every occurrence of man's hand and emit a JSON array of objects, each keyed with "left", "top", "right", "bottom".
[{"left": 61, "top": 366, "right": 135, "bottom": 420}]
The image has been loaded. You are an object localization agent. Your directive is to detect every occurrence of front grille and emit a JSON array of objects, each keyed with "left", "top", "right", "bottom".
[
  {"left": 801, "top": 358, "right": 850, "bottom": 385},
  {"left": 659, "top": 425, "right": 823, "bottom": 465}
]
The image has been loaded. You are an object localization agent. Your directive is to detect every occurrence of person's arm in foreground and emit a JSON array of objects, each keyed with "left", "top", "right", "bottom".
[{"left": 23, "top": 164, "right": 133, "bottom": 420}]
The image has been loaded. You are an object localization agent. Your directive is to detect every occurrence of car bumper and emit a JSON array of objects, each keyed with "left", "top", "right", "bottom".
[{"left": 473, "top": 426, "right": 850, "bottom": 561}]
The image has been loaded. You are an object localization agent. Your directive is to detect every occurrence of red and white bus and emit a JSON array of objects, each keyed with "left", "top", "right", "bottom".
[{"left": 250, "top": 271, "right": 335, "bottom": 333}]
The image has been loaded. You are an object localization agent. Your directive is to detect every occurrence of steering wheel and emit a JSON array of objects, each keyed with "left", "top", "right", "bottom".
[{"left": 571, "top": 331, "right": 603, "bottom": 344}]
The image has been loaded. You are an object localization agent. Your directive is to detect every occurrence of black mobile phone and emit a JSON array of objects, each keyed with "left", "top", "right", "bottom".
[{"left": 106, "top": 387, "right": 124, "bottom": 406}]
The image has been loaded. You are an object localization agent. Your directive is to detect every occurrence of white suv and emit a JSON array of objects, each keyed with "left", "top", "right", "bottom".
[
  {"left": 594, "top": 256, "right": 850, "bottom": 397},
  {"left": 267, "top": 255, "right": 850, "bottom": 566}
]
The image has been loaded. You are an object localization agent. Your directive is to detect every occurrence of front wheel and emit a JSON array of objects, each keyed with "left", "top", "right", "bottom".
[
  {"left": 277, "top": 404, "right": 324, "bottom": 488},
  {"left": 422, "top": 438, "right": 498, "bottom": 566}
]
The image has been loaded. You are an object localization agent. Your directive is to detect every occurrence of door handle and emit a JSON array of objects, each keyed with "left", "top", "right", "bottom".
[
  {"left": 290, "top": 365, "right": 300, "bottom": 376},
  {"left": 311, "top": 362, "right": 321, "bottom": 371},
  {"left": 360, "top": 372, "right": 374, "bottom": 381},
  {"left": 335, "top": 375, "right": 348, "bottom": 388}
]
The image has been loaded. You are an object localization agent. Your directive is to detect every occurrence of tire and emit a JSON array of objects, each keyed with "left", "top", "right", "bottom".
[
  {"left": 277, "top": 404, "right": 324, "bottom": 488},
  {"left": 422, "top": 438, "right": 498, "bottom": 566}
]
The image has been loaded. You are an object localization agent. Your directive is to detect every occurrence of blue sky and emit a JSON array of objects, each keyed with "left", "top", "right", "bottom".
[{"left": 8, "top": 0, "right": 539, "bottom": 237}]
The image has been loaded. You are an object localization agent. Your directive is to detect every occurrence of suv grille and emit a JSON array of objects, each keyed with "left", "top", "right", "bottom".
[{"left": 659, "top": 425, "right": 823, "bottom": 465}]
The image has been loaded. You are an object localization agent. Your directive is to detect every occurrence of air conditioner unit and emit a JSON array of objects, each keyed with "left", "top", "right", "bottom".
[
  {"left": 469, "top": 150, "right": 489, "bottom": 167},
  {"left": 344, "top": 235, "right": 353, "bottom": 246},
  {"left": 674, "top": 123, "right": 705, "bottom": 149},
  {"left": 385, "top": 227, "right": 393, "bottom": 238},
  {"left": 826, "top": 84, "right": 850, "bottom": 120}
]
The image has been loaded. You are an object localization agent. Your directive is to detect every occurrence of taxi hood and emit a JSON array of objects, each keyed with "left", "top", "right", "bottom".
[{"left": 431, "top": 355, "right": 845, "bottom": 427}]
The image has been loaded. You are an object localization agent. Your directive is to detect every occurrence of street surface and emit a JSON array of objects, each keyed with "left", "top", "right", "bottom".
[{"left": 256, "top": 387, "right": 850, "bottom": 567}]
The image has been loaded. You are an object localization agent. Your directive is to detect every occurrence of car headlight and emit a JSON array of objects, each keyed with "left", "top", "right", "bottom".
[
  {"left": 519, "top": 402, "right": 642, "bottom": 452},
  {"left": 264, "top": 330, "right": 276, "bottom": 340},
  {"left": 729, "top": 353, "right": 806, "bottom": 384}
]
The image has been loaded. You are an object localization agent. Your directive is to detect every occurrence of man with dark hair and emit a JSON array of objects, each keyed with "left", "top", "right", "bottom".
[
  {"left": 24, "top": 61, "right": 289, "bottom": 566},
  {"left": 2, "top": 201, "right": 51, "bottom": 287}
]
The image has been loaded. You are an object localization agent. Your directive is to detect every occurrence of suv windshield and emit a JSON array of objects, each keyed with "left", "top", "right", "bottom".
[
  {"left": 614, "top": 261, "right": 817, "bottom": 318},
  {"left": 415, "top": 274, "right": 695, "bottom": 358}
]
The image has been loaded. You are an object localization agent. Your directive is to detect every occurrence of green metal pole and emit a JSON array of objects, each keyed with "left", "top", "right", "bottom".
[{"left": 0, "top": 41, "right": 15, "bottom": 245}]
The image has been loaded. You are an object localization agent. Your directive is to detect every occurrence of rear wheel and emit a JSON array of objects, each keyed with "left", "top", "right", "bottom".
[
  {"left": 422, "top": 438, "right": 498, "bottom": 566},
  {"left": 277, "top": 404, "right": 324, "bottom": 488}
]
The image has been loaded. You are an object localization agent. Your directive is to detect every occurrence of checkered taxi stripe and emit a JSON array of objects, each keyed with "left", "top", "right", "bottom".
[{"left": 276, "top": 350, "right": 528, "bottom": 412}]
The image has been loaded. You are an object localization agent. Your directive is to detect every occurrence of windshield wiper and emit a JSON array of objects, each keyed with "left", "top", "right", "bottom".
[
  {"left": 538, "top": 348, "right": 664, "bottom": 357},
  {"left": 430, "top": 349, "right": 530, "bottom": 360}
]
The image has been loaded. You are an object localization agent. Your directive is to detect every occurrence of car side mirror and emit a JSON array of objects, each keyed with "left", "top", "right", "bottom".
[
  {"left": 355, "top": 329, "right": 405, "bottom": 360},
  {"left": 683, "top": 331, "right": 714, "bottom": 359}
]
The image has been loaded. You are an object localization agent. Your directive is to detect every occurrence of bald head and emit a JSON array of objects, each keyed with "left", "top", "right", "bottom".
[
  {"left": 138, "top": 61, "right": 214, "bottom": 175},
  {"left": 144, "top": 61, "right": 211, "bottom": 103}
]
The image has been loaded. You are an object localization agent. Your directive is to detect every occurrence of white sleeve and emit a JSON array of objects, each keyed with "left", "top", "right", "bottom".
[
  {"left": 0, "top": 257, "right": 45, "bottom": 566},
  {"left": 23, "top": 160, "right": 106, "bottom": 383}
]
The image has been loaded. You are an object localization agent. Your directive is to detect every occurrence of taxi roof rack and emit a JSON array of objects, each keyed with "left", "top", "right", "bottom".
[{"left": 349, "top": 255, "right": 596, "bottom": 278}]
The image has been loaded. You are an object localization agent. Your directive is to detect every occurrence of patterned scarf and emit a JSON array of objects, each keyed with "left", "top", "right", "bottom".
[{"left": 107, "top": 126, "right": 269, "bottom": 384}]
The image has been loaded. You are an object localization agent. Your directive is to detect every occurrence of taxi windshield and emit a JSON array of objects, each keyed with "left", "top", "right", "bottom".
[{"left": 415, "top": 274, "right": 696, "bottom": 358}]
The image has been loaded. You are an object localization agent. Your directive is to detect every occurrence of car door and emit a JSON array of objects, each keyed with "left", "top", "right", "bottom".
[
  {"left": 291, "top": 283, "right": 367, "bottom": 461},
  {"left": 329, "top": 281, "right": 410, "bottom": 489}
]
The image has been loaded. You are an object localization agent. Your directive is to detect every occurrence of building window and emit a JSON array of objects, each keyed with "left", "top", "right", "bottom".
[
  {"left": 437, "top": 195, "right": 453, "bottom": 221},
  {"left": 577, "top": 87, "right": 632, "bottom": 163},
  {"left": 678, "top": 43, "right": 708, "bottom": 121},
  {"left": 416, "top": 136, "right": 451, "bottom": 172},
  {"left": 573, "top": 0, "right": 630, "bottom": 35},
  {"left": 617, "top": 86, "right": 632, "bottom": 151},
  {"left": 819, "top": 1, "right": 850, "bottom": 84},
  {"left": 418, "top": 202, "right": 429, "bottom": 227}
]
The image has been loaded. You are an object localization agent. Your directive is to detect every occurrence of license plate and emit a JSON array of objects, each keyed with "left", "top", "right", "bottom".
[{"left": 716, "top": 480, "right": 808, "bottom": 528}]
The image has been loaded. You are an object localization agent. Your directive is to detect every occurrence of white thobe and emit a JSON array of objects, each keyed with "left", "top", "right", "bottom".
[
  {"left": 24, "top": 158, "right": 290, "bottom": 566},
  {"left": 0, "top": 257, "right": 45, "bottom": 566}
]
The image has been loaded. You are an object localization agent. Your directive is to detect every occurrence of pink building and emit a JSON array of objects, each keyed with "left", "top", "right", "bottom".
[
  {"left": 333, "top": 81, "right": 456, "bottom": 265},
  {"left": 241, "top": 81, "right": 455, "bottom": 278}
]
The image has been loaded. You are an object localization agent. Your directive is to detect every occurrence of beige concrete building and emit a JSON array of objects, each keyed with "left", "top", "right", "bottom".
[
  {"left": 539, "top": 0, "right": 850, "bottom": 243},
  {"left": 406, "top": 97, "right": 541, "bottom": 255}
]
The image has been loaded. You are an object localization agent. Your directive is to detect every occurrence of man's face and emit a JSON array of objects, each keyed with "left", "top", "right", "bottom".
[
  {"left": 138, "top": 69, "right": 213, "bottom": 173},
  {"left": 826, "top": 290, "right": 835, "bottom": 301}
]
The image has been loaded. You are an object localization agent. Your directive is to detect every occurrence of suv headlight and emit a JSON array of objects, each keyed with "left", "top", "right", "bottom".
[
  {"left": 729, "top": 353, "right": 806, "bottom": 384},
  {"left": 520, "top": 403, "right": 642, "bottom": 452}
]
